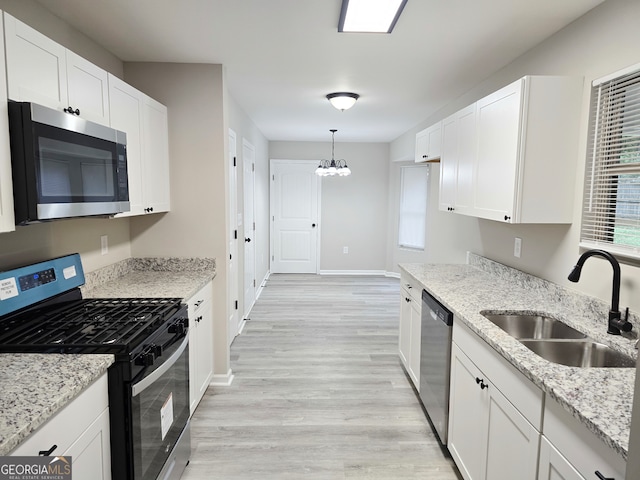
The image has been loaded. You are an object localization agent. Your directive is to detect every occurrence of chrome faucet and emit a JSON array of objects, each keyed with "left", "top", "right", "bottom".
[{"left": 568, "top": 249, "right": 632, "bottom": 335}]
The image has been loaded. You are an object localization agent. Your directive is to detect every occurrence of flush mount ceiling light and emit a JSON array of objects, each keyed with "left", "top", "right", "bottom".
[
  {"left": 338, "top": 0, "right": 408, "bottom": 33},
  {"left": 315, "top": 129, "right": 351, "bottom": 177},
  {"left": 326, "top": 92, "right": 360, "bottom": 111}
]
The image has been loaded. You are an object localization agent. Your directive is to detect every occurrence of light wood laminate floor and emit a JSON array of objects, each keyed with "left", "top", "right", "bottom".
[{"left": 182, "top": 274, "right": 461, "bottom": 479}]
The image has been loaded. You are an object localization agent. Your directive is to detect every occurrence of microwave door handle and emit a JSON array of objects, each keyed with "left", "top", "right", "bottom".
[{"left": 131, "top": 333, "right": 188, "bottom": 397}]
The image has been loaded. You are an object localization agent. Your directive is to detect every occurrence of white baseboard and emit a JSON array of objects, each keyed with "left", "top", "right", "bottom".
[
  {"left": 256, "top": 270, "right": 271, "bottom": 299},
  {"left": 211, "top": 369, "right": 234, "bottom": 387},
  {"left": 385, "top": 271, "right": 401, "bottom": 279},
  {"left": 319, "top": 270, "right": 391, "bottom": 276}
]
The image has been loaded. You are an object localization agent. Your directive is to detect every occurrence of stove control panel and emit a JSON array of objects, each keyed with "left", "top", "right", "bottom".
[{"left": 0, "top": 254, "right": 85, "bottom": 317}]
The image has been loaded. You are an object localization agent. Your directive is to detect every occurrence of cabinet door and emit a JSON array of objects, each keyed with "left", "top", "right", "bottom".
[
  {"left": 64, "top": 408, "right": 111, "bottom": 480},
  {"left": 399, "top": 289, "right": 411, "bottom": 368},
  {"left": 473, "top": 79, "right": 523, "bottom": 222},
  {"left": 0, "top": 16, "right": 15, "bottom": 233},
  {"left": 415, "top": 122, "right": 442, "bottom": 163},
  {"left": 448, "top": 344, "right": 487, "bottom": 480},
  {"left": 484, "top": 377, "right": 539, "bottom": 480},
  {"left": 455, "top": 104, "right": 477, "bottom": 215},
  {"left": 188, "top": 282, "right": 214, "bottom": 415},
  {"left": 4, "top": 13, "right": 67, "bottom": 109},
  {"left": 142, "top": 96, "right": 171, "bottom": 213},
  {"left": 538, "top": 437, "right": 584, "bottom": 480},
  {"left": 66, "top": 50, "right": 109, "bottom": 125},
  {"left": 109, "top": 74, "right": 144, "bottom": 217},
  {"left": 439, "top": 113, "right": 457, "bottom": 211},
  {"left": 415, "top": 128, "right": 429, "bottom": 163}
]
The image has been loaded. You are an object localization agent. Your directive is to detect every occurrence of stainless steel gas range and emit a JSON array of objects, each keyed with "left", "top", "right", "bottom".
[{"left": 0, "top": 254, "right": 191, "bottom": 480}]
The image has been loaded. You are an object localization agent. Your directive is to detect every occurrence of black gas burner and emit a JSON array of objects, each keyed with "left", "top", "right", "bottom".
[{"left": 0, "top": 297, "right": 183, "bottom": 354}]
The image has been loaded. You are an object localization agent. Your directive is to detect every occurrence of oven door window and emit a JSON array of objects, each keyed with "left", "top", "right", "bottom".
[
  {"left": 131, "top": 337, "right": 190, "bottom": 480},
  {"left": 34, "top": 124, "right": 120, "bottom": 204}
]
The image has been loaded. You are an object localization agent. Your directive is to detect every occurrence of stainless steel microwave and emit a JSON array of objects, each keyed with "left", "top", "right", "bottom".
[{"left": 8, "top": 101, "right": 130, "bottom": 224}]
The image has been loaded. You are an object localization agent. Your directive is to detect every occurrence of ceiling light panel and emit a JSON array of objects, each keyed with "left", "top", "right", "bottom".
[{"left": 339, "top": 0, "right": 408, "bottom": 33}]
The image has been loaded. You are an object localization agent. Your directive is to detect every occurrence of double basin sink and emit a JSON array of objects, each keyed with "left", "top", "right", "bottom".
[{"left": 481, "top": 312, "right": 636, "bottom": 368}]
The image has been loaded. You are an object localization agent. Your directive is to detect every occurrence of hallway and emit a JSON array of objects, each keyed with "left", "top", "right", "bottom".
[{"left": 182, "top": 274, "right": 461, "bottom": 479}]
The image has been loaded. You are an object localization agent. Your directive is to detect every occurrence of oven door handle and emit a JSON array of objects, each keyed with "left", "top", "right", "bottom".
[{"left": 131, "top": 333, "right": 188, "bottom": 397}]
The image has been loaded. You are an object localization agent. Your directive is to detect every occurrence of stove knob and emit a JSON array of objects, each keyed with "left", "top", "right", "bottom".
[
  {"left": 152, "top": 344, "right": 163, "bottom": 357},
  {"left": 136, "top": 350, "right": 155, "bottom": 367},
  {"left": 168, "top": 319, "right": 186, "bottom": 335}
]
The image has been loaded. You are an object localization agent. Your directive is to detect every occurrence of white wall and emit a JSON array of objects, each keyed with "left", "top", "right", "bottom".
[
  {"left": 269, "top": 141, "right": 389, "bottom": 272},
  {"left": 123, "top": 62, "right": 230, "bottom": 376},
  {"left": 388, "top": 0, "right": 640, "bottom": 313}
]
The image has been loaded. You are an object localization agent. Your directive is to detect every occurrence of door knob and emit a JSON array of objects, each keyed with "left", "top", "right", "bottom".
[
  {"left": 245, "top": 237, "right": 251, "bottom": 242},
  {"left": 312, "top": 223, "right": 316, "bottom": 228}
]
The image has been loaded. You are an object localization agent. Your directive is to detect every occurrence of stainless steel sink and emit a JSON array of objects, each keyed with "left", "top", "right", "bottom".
[
  {"left": 520, "top": 340, "right": 636, "bottom": 368},
  {"left": 482, "top": 313, "right": 587, "bottom": 340}
]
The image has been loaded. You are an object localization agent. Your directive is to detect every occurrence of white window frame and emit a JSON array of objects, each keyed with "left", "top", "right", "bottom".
[
  {"left": 398, "top": 164, "right": 429, "bottom": 250},
  {"left": 580, "top": 62, "right": 640, "bottom": 259}
]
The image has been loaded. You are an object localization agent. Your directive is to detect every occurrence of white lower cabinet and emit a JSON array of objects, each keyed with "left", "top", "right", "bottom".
[
  {"left": 399, "top": 274, "right": 421, "bottom": 389},
  {"left": 449, "top": 320, "right": 542, "bottom": 480},
  {"left": 540, "top": 398, "right": 626, "bottom": 480},
  {"left": 10, "top": 374, "right": 111, "bottom": 480},
  {"left": 188, "top": 281, "right": 214, "bottom": 415},
  {"left": 538, "top": 437, "right": 583, "bottom": 480}
]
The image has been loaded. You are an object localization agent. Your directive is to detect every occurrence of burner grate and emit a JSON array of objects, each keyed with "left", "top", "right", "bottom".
[{"left": 0, "top": 297, "right": 183, "bottom": 353}]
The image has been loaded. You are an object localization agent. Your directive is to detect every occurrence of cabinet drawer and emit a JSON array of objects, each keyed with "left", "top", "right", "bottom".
[
  {"left": 400, "top": 274, "right": 421, "bottom": 304},
  {"left": 543, "top": 398, "right": 625, "bottom": 480},
  {"left": 453, "top": 319, "right": 543, "bottom": 429},
  {"left": 11, "top": 374, "right": 108, "bottom": 457},
  {"left": 188, "top": 282, "right": 213, "bottom": 316}
]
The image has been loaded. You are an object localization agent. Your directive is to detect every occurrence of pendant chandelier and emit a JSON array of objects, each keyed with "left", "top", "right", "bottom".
[{"left": 315, "top": 129, "right": 351, "bottom": 177}]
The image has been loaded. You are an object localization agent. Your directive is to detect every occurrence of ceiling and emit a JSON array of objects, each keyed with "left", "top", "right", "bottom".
[{"left": 35, "top": 0, "right": 605, "bottom": 143}]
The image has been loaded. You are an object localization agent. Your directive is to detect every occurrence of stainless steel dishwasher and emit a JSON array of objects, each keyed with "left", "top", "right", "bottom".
[{"left": 419, "top": 289, "right": 454, "bottom": 445}]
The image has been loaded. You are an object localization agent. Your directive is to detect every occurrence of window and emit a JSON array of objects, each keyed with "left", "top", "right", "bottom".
[
  {"left": 398, "top": 165, "right": 428, "bottom": 250},
  {"left": 581, "top": 63, "right": 640, "bottom": 258}
]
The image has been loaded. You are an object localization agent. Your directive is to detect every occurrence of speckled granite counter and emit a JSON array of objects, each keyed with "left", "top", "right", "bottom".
[
  {"left": 400, "top": 254, "right": 637, "bottom": 461},
  {"left": 0, "top": 353, "right": 114, "bottom": 455},
  {"left": 81, "top": 257, "right": 216, "bottom": 300}
]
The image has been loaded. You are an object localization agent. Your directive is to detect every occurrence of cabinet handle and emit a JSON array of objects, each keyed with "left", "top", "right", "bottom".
[
  {"left": 39, "top": 444, "right": 57, "bottom": 456},
  {"left": 422, "top": 154, "right": 427, "bottom": 159},
  {"left": 595, "top": 472, "right": 614, "bottom": 480},
  {"left": 194, "top": 300, "right": 204, "bottom": 308},
  {"left": 475, "top": 377, "right": 488, "bottom": 390},
  {"left": 405, "top": 297, "right": 411, "bottom": 303},
  {"left": 64, "top": 106, "right": 80, "bottom": 116},
  {"left": 504, "top": 215, "right": 511, "bottom": 221},
  {"left": 144, "top": 207, "right": 155, "bottom": 213},
  {"left": 196, "top": 315, "right": 203, "bottom": 323},
  {"left": 406, "top": 284, "right": 412, "bottom": 289},
  {"left": 448, "top": 207, "right": 455, "bottom": 212}
]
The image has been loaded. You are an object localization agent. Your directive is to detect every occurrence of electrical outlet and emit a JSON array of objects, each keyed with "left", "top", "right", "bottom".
[
  {"left": 343, "top": 246, "right": 349, "bottom": 254},
  {"left": 514, "top": 237, "right": 522, "bottom": 258},
  {"left": 101, "top": 235, "right": 108, "bottom": 255}
]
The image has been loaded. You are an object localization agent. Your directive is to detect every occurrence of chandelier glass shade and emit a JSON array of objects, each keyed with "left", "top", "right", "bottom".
[{"left": 316, "top": 129, "right": 351, "bottom": 177}]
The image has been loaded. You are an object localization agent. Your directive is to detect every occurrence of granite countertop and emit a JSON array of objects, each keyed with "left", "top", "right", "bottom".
[
  {"left": 400, "top": 256, "right": 637, "bottom": 461},
  {"left": 0, "top": 257, "right": 216, "bottom": 456},
  {"left": 81, "top": 257, "right": 216, "bottom": 300},
  {"left": 0, "top": 353, "right": 114, "bottom": 455}
]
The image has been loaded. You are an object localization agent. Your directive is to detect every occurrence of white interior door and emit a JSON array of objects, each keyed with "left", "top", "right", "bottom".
[
  {"left": 228, "top": 129, "right": 239, "bottom": 345},
  {"left": 270, "top": 160, "right": 320, "bottom": 274},
  {"left": 242, "top": 139, "right": 256, "bottom": 319}
]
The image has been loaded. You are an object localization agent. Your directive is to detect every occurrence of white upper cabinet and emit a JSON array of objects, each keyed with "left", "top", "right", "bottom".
[
  {"left": 109, "top": 74, "right": 145, "bottom": 217},
  {"left": 438, "top": 75, "right": 583, "bottom": 224},
  {"left": 439, "top": 104, "right": 476, "bottom": 215},
  {"left": 4, "top": 13, "right": 109, "bottom": 126},
  {"left": 66, "top": 50, "right": 110, "bottom": 125},
  {"left": 415, "top": 122, "right": 442, "bottom": 163},
  {"left": 4, "top": 13, "right": 68, "bottom": 109},
  {"left": 0, "top": 13, "right": 14, "bottom": 233},
  {"left": 109, "top": 74, "right": 171, "bottom": 217},
  {"left": 142, "top": 96, "right": 170, "bottom": 214}
]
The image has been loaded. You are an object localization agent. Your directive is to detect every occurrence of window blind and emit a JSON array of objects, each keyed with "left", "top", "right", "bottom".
[
  {"left": 581, "top": 64, "right": 640, "bottom": 258},
  {"left": 398, "top": 165, "right": 428, "bottom": 250}
]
